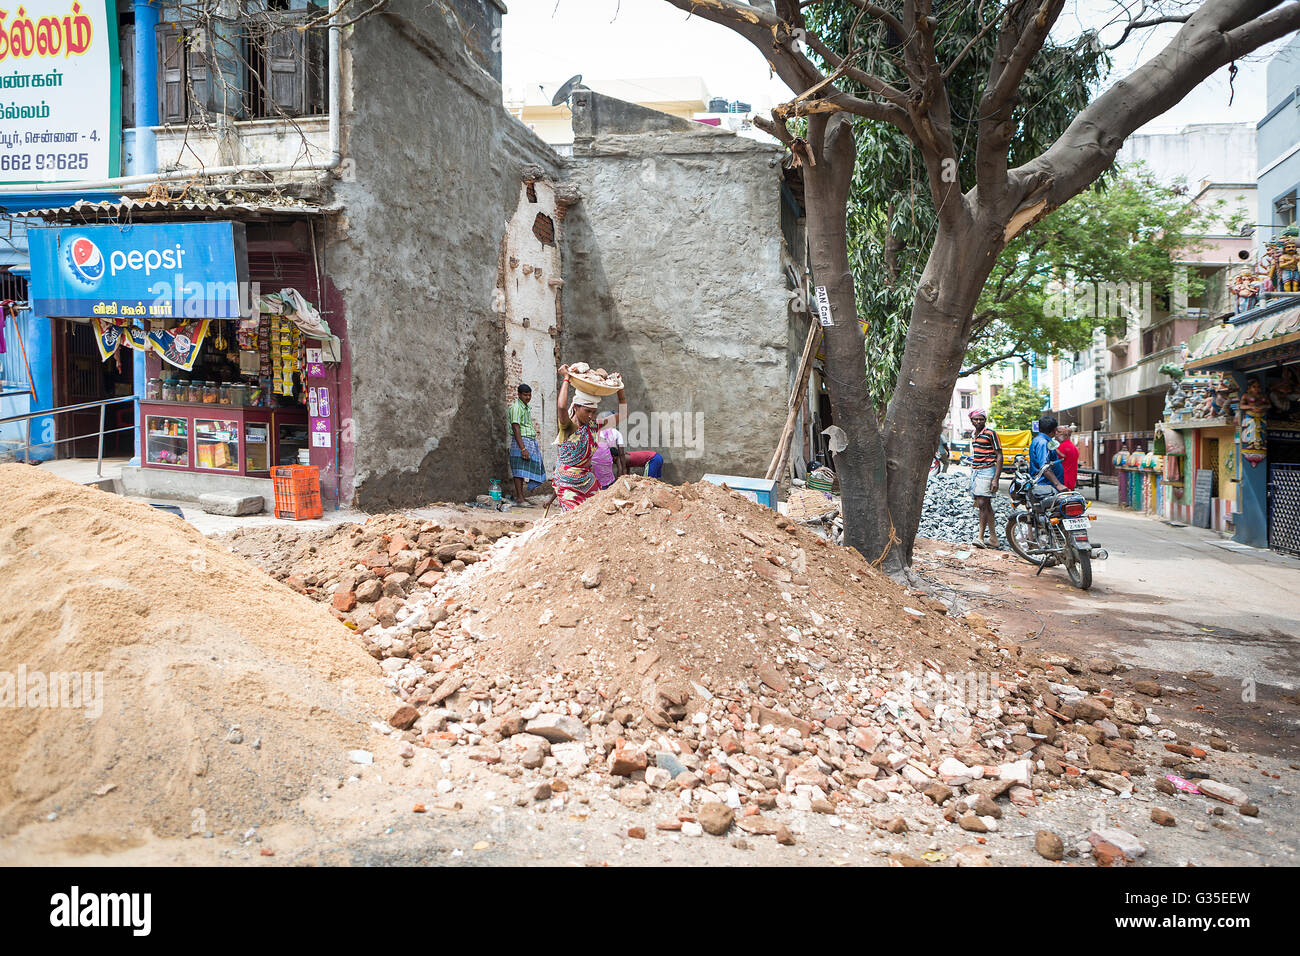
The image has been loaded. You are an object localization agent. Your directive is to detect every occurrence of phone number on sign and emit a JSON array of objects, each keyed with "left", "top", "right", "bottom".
[{"left": 0, "top": 152, "right": 90, "bottom": 172}]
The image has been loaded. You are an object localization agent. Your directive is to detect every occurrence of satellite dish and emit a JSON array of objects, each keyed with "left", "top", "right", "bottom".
[{"left": 551, "top": 74, "right": 586, "bottom": 107}]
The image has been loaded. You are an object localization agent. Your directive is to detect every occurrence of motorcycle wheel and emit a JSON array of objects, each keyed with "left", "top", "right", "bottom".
[
  {"left": 1005, "top": 513, "right": 1037, "bottom": 564},
  {"left": 1062, "top": 534, "right": 1093, "bottom": 590}
]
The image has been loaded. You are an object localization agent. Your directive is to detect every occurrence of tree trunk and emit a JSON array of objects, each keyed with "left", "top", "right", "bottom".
[
  {"left": 803, "top": 115, "right": 898, "bottom": 570},
  {"left": 883, "top": 222, "right": 1002, "bottom": 564}
]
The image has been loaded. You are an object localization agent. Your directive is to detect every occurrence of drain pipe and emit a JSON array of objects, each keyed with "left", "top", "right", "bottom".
[{"left": 0, "top": 7, "right": 343, "bottom": 195}]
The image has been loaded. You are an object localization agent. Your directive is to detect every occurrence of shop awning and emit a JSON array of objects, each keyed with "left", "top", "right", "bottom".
[
  {"left": 15, "top": 195, "right": 325, "bottom": 224},
  {"left": 1185, "top": 299, "right": 1300, "bottom": 372}
]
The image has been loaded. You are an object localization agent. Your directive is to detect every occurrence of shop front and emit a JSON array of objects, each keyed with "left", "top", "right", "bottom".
[
  {"left": 1185, "top": 300, "right": 1300, "bottom": 554},
  {"left": 25, "top": 213, "right": 347, "bottom": 510},
  {"left": 1150, "top": 370, "right": 1239, "bottom": 533}
]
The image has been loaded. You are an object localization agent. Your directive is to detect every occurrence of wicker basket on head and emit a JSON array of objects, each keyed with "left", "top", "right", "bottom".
[{"left": 567, "top": 370, "right": 622, "bottom": 397}]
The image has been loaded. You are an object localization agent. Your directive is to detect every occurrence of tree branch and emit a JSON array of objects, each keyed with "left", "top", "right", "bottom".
[
  {"left": 1105, "top": 13, "right": 1192, "bottom": 50},
  {"left": 838, "top": 0, "right": 908, "bottom": 39},
  {"left": 943, "top": 1, "right": 1013, "bottom": 78},
  {"left": 960, "top": 348, "right": 1029, "bottom": 378},
  {"left": 1012, "top": 0, "right": 1300, "bottom": 236},
  {"left": 976, "top": 0, "right": 1067, "bottom": 201},
  {"left": 660, "top": 0, "right": 823, "bottom": 93},
  {"left": 803, "top": 31, "right": 911, "bottom": 108}
]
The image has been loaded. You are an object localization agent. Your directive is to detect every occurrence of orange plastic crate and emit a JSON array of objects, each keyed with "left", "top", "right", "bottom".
[{"left": 272, "top": 465, "right": 323, "bottom": 520}]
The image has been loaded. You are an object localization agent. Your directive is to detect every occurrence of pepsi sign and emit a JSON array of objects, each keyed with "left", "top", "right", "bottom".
[
  {"left": 28, "top": 221, "right": 250, "bottom": 319},
  {"left": 67, "top": 237, "right": 107, "bottom": 285}
]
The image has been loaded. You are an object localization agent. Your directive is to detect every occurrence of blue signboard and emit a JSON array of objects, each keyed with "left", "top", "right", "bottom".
[{"left": 27, "top": 221, "right": 250, "bottom": 319}]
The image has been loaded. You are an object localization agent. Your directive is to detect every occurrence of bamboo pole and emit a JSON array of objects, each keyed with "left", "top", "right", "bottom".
[{"left": 766, "top": 313, "right": 822, "bottom": 482}]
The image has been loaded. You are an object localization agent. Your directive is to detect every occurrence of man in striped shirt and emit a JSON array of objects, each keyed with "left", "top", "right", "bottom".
[{"left": 968, "top": 409, "right": 1002, "bottom": 548}]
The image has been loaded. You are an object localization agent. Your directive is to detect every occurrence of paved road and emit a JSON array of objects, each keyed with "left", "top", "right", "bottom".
[
  {"left": 1049, "top": 503, "right": 1300, "bottom": 689},
  {"left": 919, "top": 500, "right": 1300, "bottom": 759}
]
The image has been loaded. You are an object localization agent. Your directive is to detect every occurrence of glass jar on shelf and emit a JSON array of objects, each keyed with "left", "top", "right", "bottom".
[
  {"left": 160, "top": 380, "right": 174, "bottom": 402},
  {"left": 203, "top": 381, "right": 218, "bottom": 404},
  {"left": 146, "top": 378, "right": 161, "bottom": 400},
  {"left": 218, "top": 384, "right": 231, "bottom": 405}
]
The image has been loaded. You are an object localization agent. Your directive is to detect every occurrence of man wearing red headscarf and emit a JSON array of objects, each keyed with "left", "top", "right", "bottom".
[{"left": 967, "top": 408, "right": 1002, "bottom": 548}]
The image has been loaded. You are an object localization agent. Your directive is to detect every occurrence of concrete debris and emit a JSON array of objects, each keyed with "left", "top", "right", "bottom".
[
  {"left": 1034, "top": 830, "right": 1064, "bottom": 861},
  {"left": 1088, "top": 828, "right": 1146, "bottom": 864},
  {"left": 1196, "top": 779, "right": 1249, "bottom": 806},
  {"left": 223, "top": 474, "right": 1250, "bottom": 867}
]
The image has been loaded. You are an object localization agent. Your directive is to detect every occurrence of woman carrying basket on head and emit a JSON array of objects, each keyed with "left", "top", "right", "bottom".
[{"left": 553, "top": 365, "right": 626, "bottom": 511}]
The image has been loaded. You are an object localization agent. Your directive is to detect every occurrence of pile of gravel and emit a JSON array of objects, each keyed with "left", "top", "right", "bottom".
[{"left": 917, "top": 472, "right": 1014, "bottom": 548}]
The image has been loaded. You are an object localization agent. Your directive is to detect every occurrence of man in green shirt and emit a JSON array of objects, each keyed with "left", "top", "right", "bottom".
[{"left": 508, "top": 383, "right": 548, "bottom": 504}]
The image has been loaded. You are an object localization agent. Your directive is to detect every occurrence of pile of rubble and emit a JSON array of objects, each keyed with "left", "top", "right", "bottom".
[
  {"left": 223, "top": 513, "right": 529, "bottom": 630},
  {"left": 917, "top": 472, "right": 1014, "bottom": 547},
  {"left": 249, "top": 474, "right": 1203, "bottom": 857}
]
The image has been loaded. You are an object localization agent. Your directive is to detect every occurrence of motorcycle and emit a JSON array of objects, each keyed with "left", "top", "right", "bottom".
[{"left": 1004, "top": 454, "right": 1108, "bottom": 590}]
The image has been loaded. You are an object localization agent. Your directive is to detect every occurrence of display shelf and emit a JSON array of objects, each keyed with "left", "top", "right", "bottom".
[
  {"left": 145, "top": 414, "right": 190, "bottom": 468},
  {"left": 140, "top": 403, "right": 306, "bottom": 478},
  {"left": 194, "top": 417, "right": 241, "bottom": 472}
]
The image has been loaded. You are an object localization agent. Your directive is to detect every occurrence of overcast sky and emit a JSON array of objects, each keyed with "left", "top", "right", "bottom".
[{"left": 501, "top": 1, "right": 1289, "bottom": 133}]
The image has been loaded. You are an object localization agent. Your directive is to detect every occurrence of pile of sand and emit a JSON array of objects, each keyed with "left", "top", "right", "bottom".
[{"left": 0, "top": 465, "right": 389, "bottom": 839}]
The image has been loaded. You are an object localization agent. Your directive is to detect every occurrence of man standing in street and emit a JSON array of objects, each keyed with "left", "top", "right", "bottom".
[
  {"left": 1055, "top": 424, "right": 1079, "bottom": 491},
  {"left": 508, "top": 383, "right": 548, "bottom": 505},
  {"left": 967, "top": 409, "right": 1002, "bottom": 549},
  {"left": 1031, "top": 415, "right": 1068, "bottom": 496}
]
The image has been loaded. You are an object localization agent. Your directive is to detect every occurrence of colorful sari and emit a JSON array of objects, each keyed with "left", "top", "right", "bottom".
[{"left": 553, "top": 421, "right": 600, "bottom": 510}]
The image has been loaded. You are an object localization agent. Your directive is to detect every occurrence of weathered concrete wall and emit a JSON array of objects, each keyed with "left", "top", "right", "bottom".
[
  {"left": 444, "top": 0, "right": 507, "bottom": 84},
  {"left": 500, "top": 170, "right": 579, "bottom": 478},
  {"left": 154, "top": 117, "right": 331, "bottom": 173},
  {"left": 329, "top": 0, "right": 564, "bottom": 510},
  {"left": 562, "top": 112, "right": 791, "bottom": 483}
]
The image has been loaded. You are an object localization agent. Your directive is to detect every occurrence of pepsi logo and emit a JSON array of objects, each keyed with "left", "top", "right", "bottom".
[{"left": 65, "top": 237, "right": 106, "bottom": 286}]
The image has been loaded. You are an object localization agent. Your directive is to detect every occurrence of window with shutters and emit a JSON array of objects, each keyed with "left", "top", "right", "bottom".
[
  {"left": 245, "top": 4, "right": 328, "bottom": 119},
  {"left": 120, "top": 15, "right": 135, "bottom": 129},
  {"left": 155, "top": 16, "right": 247, "bottom": 124},
  {"left": 153, "top": 3, "right": 326, "bottom": 125}
]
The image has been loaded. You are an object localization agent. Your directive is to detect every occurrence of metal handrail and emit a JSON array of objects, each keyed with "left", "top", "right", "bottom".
[
  {"left": 0, "top": 395, "right": 137, "bottom": 477},
  {"left": 0, "top": 395, "right": 136, "bottom": 426}
]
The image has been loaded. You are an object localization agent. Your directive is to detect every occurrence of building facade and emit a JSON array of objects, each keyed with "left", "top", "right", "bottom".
[
  {"left": 1256, "top": 32, "right": 1300, "bottom": 251},
  {"left": 1, "top": 0, "right": 797, "bottom": 509},
  {"left": 1049, "top": 125, "right": 1258, "bottom": 486}
]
